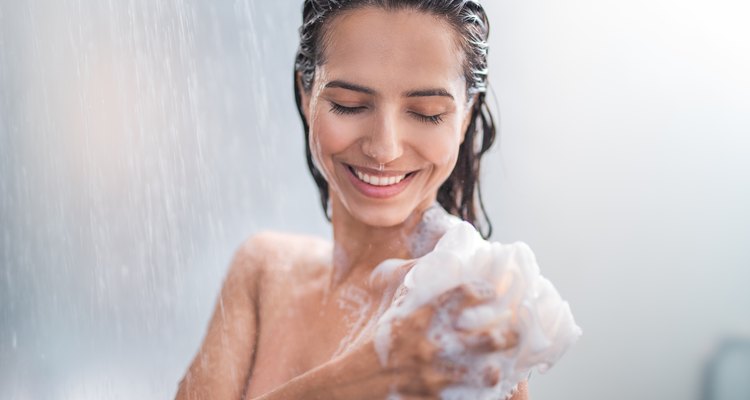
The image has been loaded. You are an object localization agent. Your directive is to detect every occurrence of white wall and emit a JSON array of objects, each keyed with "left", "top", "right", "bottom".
[{"left": 483, "top": 1, "right": 750, "bottom": 399}]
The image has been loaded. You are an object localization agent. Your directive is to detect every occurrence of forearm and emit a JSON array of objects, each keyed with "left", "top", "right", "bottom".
[
  {"left": 250, "top": 363, "right": 334, "bottom": 400},
  {"left": 251, "top": 346, "right": 388, "bottom": 400}
]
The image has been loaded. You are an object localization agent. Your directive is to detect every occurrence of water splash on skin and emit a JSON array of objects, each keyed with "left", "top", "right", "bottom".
[
  {"left": 330, "top": 242, "right": 351, "bottom": 289},
  {"left": 307, "top": 69, "right": 330, "bottom": 182},
  {"left": 333, "top": 285, "right": 373, "bottom": 356},
  {"left": 331, "top": 257, "right": 414, "bottom": 357},
  {"left": 328, "top": 205, "right": 459, "bottom": 359}
]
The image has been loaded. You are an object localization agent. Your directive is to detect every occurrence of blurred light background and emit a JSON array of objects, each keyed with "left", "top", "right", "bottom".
[{"left": 1, "top": 0, "right": 748, "bottom": 399}]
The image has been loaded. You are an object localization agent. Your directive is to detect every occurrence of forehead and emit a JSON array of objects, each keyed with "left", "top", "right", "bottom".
[{"left": 320, "top": 7, "right": 465, "bottom": 94}]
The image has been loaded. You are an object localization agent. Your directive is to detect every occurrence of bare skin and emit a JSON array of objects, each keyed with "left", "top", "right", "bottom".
[
  {"left": 175, "top": 229, "right": 528, "bottom": 400},
  {"left": 177, "top": 6, "right": 529, "bottom": 400}
]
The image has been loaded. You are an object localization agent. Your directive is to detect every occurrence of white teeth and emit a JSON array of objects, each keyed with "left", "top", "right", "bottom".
[{"left": 353, "top": 167, "right": 407, "bottom": 186}]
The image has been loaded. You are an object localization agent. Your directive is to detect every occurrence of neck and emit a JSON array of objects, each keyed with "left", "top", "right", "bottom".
[{"left": 329, "top": 196, "right": 436, "bottom": 289}]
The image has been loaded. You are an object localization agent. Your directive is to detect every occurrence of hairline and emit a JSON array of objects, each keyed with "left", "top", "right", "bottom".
[{"left": 312, "top": 4, "right": 470, "bottom": 99}]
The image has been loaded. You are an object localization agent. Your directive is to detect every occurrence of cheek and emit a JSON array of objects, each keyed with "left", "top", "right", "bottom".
[
  {"left": 310, "top": 110, "right": 356, "bottom": 183},
  {"left": 309, "top": 108, "right": 360, "bottom": 167},
  {"left": 410, "top": 124, "right": 463, "bottom": 171}
]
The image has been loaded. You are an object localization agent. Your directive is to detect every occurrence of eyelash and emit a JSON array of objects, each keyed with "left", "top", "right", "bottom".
[
  {"left": 328, "top": 102, "right": 444, "bottom": 125},
  {"left": 412, "top": 113, "right": 444, "bottom": 125},
  {"left": 329, "top": 102, "right": 365, "bottom": 116}
]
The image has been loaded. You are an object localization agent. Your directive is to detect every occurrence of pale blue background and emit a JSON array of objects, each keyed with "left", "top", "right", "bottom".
[{"left": 1, "top": 0, "right": 749, "bottom": 399}]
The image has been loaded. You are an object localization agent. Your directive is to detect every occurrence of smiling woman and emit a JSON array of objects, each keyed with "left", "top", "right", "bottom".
[
  {"left": 300, "top": 6, "right": 479, "bottom": 229},
  {"left": 175, "top": 1, "right": 532, "bottom": 399},
  {"left": 296, "top": 1, "right": 498, "bottom": 237}
]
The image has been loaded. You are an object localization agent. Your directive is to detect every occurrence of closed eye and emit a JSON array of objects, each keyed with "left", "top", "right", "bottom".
[
  {"left": 409, "top": 111, "right": 444, "bottom": 125},
  {"left": 329, "top": 102, "right": 366, "bottom": 115},
  {"left": 329, "top": 101, "right": 444, "bottom": 125}
]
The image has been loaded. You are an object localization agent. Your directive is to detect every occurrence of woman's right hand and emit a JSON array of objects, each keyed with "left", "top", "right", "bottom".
[{"left": 320, "top": 283, "right": 517, "bottom": 399}]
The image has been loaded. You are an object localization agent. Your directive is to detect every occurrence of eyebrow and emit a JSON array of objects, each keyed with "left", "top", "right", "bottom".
[
  {"left": 324, "top": 80, "right": 454, "bottom": 100},
  {"left": 325, "top": 80, "right": 375, "bottom": 95},
  {"left": 404, "top": 88, "right": 454, "bottom": 100}
]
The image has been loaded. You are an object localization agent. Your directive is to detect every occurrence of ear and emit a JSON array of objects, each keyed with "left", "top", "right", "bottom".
[
  {"left": 296, "top": 72, "right": 312, "bottom": 123},
  {"left": 460, "top": 94, "right": 479, "bottom": 144}
]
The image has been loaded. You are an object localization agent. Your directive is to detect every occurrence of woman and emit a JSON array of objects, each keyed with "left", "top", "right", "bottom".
[{"left": 177, "top": 1, "right": 530, "bottom": 398}]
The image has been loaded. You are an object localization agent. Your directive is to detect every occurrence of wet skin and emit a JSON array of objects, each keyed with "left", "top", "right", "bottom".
[
  {"left": 176, "top": 231, "right": 528, "bottom": 399},
  {"left": 176, "top": 7, "right": 529, "bottom": 400}
]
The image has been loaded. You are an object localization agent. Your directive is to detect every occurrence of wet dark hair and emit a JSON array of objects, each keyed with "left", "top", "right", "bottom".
[{"left": 294, "top": 0, "right": 497, "bottom": 238}]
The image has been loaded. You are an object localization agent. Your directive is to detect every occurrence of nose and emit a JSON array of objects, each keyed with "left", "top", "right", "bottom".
[{"left": 361, "top": 109, "right": 403, "bottom": 164}]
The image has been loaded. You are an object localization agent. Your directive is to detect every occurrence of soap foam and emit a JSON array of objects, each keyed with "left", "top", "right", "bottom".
[{"left": 373, "top": 213, "right": 582, "bottom": 400}]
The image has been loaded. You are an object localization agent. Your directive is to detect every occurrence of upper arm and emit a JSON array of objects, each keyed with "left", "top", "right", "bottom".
[{"left": 176, "top": 233, "right": 272, "bottom": 400}]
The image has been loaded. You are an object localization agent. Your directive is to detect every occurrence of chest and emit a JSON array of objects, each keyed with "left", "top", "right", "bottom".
[{"left": 244, "top": 283, "right": 381, "bottom": 398}]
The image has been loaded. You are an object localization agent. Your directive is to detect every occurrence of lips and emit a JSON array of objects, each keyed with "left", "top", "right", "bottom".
[
  {"left": 343, "top": 163, "right": 419, "bottom": 199},
  {"left": 351, "top": 167, "right": 407, "bottom": 186}
]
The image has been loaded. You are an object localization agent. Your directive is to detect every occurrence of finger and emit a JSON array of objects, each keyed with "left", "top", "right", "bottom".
[
  {"left": 454, "top": 304, "right": 511, "bottom": 332},
  {"left": 436, "top": 281, "right": 495, "bottom": 311},
  {"left": 460, "top": 329, "right": 519, "bottom": 353},
  {"left": 396, "top": 362, "right": 462, "bottom": 395},
  {"left": 415, "top": 338, "right": 438, "bottom": 363},
  {"left": 407, "top": 303, "right": 435, "bottom": 332},
  {"left": 463, "top": 280, "right": 497, "bottom": 302},
  {"left": 393, "top": 304, "right": 434, "bottom": 338},
  {"left": 481, "top": 364, "right": 502, "bottom": 387},
  {"left": 396, "top": 373, "right": 429, "bottom": 396},
  {"left": 432, "top": 358, "right": 467, "bottom": 384},
  {"left": 421, "top": 367, "right": 454, "bottom": 393}
]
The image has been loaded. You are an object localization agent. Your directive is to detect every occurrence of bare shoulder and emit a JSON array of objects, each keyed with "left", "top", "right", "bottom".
[
  {"left": 176, "top": 231, "right": 328, "bottom": 399},
  {"left": 230, "top": 230, "right": 332, "bottom": 286},
  {"left": 234, "top": 231, "right": 331, "bottom": 266}
]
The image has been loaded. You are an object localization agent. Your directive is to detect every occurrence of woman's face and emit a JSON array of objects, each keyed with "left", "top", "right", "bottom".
[{"left": 300, "top": 7, "right": 474, "bottom": 228}]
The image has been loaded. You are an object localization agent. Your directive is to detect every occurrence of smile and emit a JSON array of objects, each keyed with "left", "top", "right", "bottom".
[
  {"left": 343, "top": 164, "right": 419, "bottom": 199},
  {"left": 352, "top": 168, "right": 406, "bottom": 186}
]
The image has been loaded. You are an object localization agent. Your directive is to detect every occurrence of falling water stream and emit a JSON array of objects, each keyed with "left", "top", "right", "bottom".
[{"left": 0, "top": 1, "right": 321, "bottom": 398}]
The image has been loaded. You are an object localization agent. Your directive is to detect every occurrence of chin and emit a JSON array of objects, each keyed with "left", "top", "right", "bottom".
[
  {"left": 347, "top": 202, "right": 415, "bottom": 228},
  {"left": 352, "top": 192, "right": 443, "bottom": 230}
]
